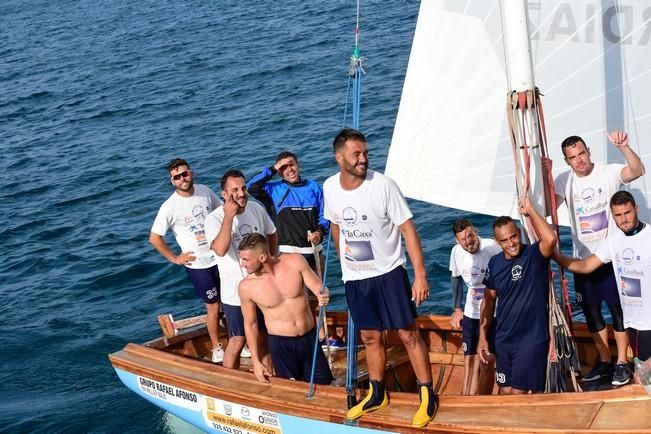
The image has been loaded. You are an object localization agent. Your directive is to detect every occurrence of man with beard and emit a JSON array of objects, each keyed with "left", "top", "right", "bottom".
[
  {"left": 323, "top": 128, "right": 437, "bottom": 427},
  {"left": 237, "top": 233, "right": 333, "bottom": 384},
  {"left": 554, "top": 191, "right": 651, "bottom": 364},
  {"left": 149, "top": 159, "right": 224, "bottom": 363},
  {"left": 552, "top": 132, "right": 643, "bottom": 385},
  {"left": 449, "top": 219, "right": 500, "bottom": 395},
  {"left": 478, "top": 197, "right": 557, "bottom": 395},
  {"left": 247, "top": 151, "right": 335, "bottom": 346},
  {"left": 205, "top": 169, "right": 278, "bottom": 369}
]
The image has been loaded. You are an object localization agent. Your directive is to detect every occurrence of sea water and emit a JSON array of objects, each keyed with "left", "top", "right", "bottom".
[{"left": 1, "top": 0, "right": 573, "bottom": 432}]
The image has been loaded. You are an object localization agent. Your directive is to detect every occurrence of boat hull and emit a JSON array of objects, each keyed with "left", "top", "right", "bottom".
[
  {"left": 114, "top": 368, "right": 392, "bottom": 434},
  {"left": 109, "top": 314, "right": 651, "bottom": 433}
]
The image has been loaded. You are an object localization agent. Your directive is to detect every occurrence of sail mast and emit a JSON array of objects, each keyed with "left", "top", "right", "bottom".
[
  {"left": 501, "top": 0, "right": 546, "bottom": 237},
  {"left": 501, "top": 0, "right": 581, "bottom": 393}
]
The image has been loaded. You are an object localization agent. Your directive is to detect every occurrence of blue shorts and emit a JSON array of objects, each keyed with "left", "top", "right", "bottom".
[
  {"left": 462, "top": 316, "right": 495, "bottom": 356},
  {"left": 628, "top": 328, "right": 651, "bottom": 361},
  {"left": 495, "top": 341, "right": 548, "bottom": 392},
  {"left": 222, "top": 304, "right": 265, "bottom": 337},
  {"left": 185, "top": 266, "right": 220, "bottom": 304},
  {"left": 345, "top": 266, "right": 417, "bottom": 331},
  {"left": 574, "top": 263, "right": 619, "bottom": 306},
  {"left": 268, "top": 328, "right": 333, "bottom": 384}
]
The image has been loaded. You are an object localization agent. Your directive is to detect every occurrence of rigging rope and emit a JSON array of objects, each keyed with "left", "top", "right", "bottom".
[
  {"left": 507, "top": 89, "right": 581, "bottom": 393},
  {"left": 307, "top": 232, "right": 333, "bottom": 399},
  {"left": 344, "top": 1, "right": 365, "bottom": 408},
  {"left": 311, "top": 234, "right": 333, "bottom": 368},
  {"left": 308, "top": 1, "right": 365, "bottom": 402},
  {"left": 344, "top": 1, "right": 365, "bottom": 409}
]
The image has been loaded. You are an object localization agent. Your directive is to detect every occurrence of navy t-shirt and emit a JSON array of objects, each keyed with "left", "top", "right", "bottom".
[{"left": 484, "top": 242, "right": 549, "bottom": 346}]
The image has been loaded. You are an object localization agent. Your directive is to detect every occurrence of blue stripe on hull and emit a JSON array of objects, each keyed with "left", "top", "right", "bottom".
[{"left": 114, "top": 368, "right": 394, "bottom": 434}]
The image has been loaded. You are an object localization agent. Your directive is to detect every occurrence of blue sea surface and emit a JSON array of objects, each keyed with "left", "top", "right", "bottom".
[{"left": 1, "top": 0, "right": 574, "bottom": 432}]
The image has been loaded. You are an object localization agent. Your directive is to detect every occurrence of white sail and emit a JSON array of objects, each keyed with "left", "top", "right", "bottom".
[{"left": 386, "top": 0, "right": 651, "bottom": 224}]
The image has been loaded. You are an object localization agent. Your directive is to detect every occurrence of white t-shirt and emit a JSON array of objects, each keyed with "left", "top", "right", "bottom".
[
  {"left": 204, "top": 201, "right": 276, "bottom": 306},
  {"left": 449, "top": 238, "right": 501, "bottom": 319},
  {"left": 151, "top": 184, "right": 221, "bottom": 269},
  {"left": 555, "top": 162, "right": 625, "bottom": 258},
  {"left": 323, "top": 170, "right": 412, "bottom": 282},
  {"left": 594, "top": 224, "right": 651, "bottom": 330}
]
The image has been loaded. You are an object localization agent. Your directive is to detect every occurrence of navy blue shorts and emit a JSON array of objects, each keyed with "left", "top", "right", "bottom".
[
  {"left": 628, "top": 328, "right": 651, "bottom": 361},
  {"left": 574, "top": 263, "right": 619, "bottom": 306},
  {"left": 495, "top": 341, "right": 548, "bottom": 392},
  {"left": 345, "top": 266, "right": 417, "bottom": 331},
  {"left": 268, "top": 328, "right": 333, "bottom": 384},
  {"left": 222, "top": 304, "right": 265, "bottom": 337},
  {"left": 185, "top": 266, "right": 220, "bottom": 304},
  {"left": 462, "top": 316, "right": 495, "bottom": 356}
]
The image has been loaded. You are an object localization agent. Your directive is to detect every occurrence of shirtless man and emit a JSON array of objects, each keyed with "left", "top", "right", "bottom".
[
  {"left": 247, "top": 151, "right": 334, "bottom": 345},
  {"left": 238, "top": 233, "right": 333, "bottom": 385}
]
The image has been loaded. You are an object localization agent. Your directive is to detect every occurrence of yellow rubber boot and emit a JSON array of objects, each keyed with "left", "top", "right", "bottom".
[
  {"left": 346, "top": 380, "right": 389, "bottom": 420},
  {"left": 412, "top": 383, "right": 437, "bottom": 427}
]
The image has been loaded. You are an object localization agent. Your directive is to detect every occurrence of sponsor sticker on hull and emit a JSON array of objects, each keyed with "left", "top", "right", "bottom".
[
  {"left": 204, "top": 397, "right": 283, "bottom": 434},
  {"left": 137, "top": 376, "right": 202, "bottom": 411}
]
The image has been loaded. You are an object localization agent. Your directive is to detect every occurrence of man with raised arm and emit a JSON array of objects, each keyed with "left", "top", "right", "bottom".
[
  {"left": 149, "top": 159, "right": 224, "bottom": 363},
  {"left": 555, "top": 191, "right": 651, "bottom": 364},
  {"left": 552, "top": 131, "right": 644, "bottom": 385},
  {"left": 478, "top": 197, "right": 557, "bottom": 395},
  {"left": 204, "top": 169, "right": 278, "bottom": 370},
  {"left": 323, "top": 128, "right": 437, "bottom": 427},
  {"left": 238, "top": 233, "right": 333, "bottom": 384},
  {"left": 449, "top": 219, "right": 500, "bottom": 395},
  {"left": 246, "top": 151, "right": 329, "bottom": 265},
  {"left": 247, "top": 151, "right": 334, "bottom": 346}
]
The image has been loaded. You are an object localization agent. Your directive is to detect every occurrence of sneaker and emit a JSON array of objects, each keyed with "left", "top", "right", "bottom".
[
  {"left": 240, "top": 345, "right": 251, "bottom": 358},
  {"left": 582, "top": 361, "right": 613, "bottom": 382},
  {"left": 211, "top": 344, "right": 224, "bottom": 363},
  {"left": 320, "top": 337, "right": 346, "bottom": 350},
  {"left": 612, "top": 362, "right": 631, "bottom": 386}
]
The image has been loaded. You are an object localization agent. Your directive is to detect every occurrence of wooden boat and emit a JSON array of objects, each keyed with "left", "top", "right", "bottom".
[
  {"left": 109, "top": 311, "right": 651, "bottom": 433},
  {"left": 110, "top": 1, "right": 651, "bottom": 432}
]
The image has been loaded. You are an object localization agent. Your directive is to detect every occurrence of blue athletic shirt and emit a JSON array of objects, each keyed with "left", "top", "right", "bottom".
[
  {"left": 484, "top": 242, "right": 549, "bottom": 346},
  {"left": 247, "top": 167, "right": 329, "bottom": 252}
]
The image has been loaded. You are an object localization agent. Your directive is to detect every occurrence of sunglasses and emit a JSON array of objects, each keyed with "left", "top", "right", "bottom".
[{"left": 171, "top": 170, "right": 191, "bottom": 181}]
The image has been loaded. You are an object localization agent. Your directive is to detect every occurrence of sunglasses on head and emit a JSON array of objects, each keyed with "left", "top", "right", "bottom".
[{"left": 171, "top": 170, "right": 191, "bottom": 181}]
